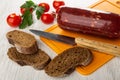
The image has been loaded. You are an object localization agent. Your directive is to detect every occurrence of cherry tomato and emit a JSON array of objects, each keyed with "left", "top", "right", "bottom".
[
  {"left": 53, "top": 1, "right": 65, "bottom": 9},
  {"left": 20, "top": 8, "right": 33, "bottom": 14},
  {"left": 56, "top": 7, "right": 60, "bottom": 13},
  {"left": 41, "top": 13, "right": 54, "bottom": 24},
  {"left": 7, "top": 13, "right": 22, "bottom": 27},
  {"left": 39, "top": 3, "right": 50, "bottom": 12}
]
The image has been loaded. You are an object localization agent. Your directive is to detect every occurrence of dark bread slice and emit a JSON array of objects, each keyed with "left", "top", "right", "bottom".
[
  {"left": 7, "top": 47, "right": 51, "bottom": 70},
  {"left": 6, "top": 30, "right": 38, "bottom": 54},
  {"left": 45, "top": 46, "right": 93, "bottom": 77}
]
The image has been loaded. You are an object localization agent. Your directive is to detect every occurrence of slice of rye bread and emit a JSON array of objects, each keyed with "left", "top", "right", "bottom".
[
  {"left": 7, "top": 47, "right": 51, "bottom": 70},
  {"left": 6, "top": 30, "right": 38, "bottom": 54},
  {"left": 45, "top": 46, "right": 93, "bottom": 77}
]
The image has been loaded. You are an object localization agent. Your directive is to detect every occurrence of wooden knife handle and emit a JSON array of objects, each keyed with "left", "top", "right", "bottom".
[{"left": 75, "top": 37, "right": 120, "bottom": 57}]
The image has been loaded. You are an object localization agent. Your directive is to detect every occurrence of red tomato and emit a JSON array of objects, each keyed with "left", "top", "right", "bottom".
[
  {"left": 56, "top": 7, "right": 60, "bottom": 13},
  {"left": 7, "top": 13, "right": 22, "bottom": 27},
  {"left": 41, "top": 13, "right": 54, "bottom": 24},
  {"left": 39, "top": 3, "right": 50, "bottom": 12},
  {"left": 53, "top": 1, "right": 65, "bottom": 9},
  {"left": 20, "top": 8, "right": 33, "bottom": 14}
]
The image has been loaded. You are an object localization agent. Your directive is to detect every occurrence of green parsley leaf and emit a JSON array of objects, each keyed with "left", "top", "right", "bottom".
[
  {"left": 36, "top": 6, "right": 45, "bottom": 19},
  {"left": 19, "top": 17, "right": 28, "bottom": 29},
  {"left": 21, "top": 0, "right": 35, "bottom": 8},
  {"left": 27, "top": 13, "right": 33, "bottom": 26},
  {"left": 19, "top": 10, "right": 33, "bottom": 29}
]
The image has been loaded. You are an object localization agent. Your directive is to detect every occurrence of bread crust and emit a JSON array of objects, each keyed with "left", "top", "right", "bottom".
[
  {"left": 7, "top": 47, "right": 51, "bottom": 70},
  {"left": 6, "top": 30, "right": 38, "bottom": 54},
  {"left": 14, "top": 42, "right": 38, "bottom": 54},
  {"left": 45, "top": 47, "right": 93, "bottom": 77}
]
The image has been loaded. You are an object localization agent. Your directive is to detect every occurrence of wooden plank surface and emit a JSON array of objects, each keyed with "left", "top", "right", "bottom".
[{"left": 1, "top": 0, "right": 120, "bottom": 80}]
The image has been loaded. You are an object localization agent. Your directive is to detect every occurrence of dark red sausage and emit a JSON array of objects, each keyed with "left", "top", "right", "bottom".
[{"left": 57, "top": 7, "right": 120, "bottom": 38}]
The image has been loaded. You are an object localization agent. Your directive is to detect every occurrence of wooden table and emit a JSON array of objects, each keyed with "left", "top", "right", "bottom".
[{"left": 0, "top": 0, "right": 120, "bottom": 80}]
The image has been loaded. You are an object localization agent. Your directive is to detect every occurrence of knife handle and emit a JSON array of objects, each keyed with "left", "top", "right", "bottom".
[{"left": 75, "top": 37, "right": 120, "bottom": 57}]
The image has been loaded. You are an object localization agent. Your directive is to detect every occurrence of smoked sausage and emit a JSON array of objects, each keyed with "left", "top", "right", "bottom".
[{"left": 57, "top": 7, "right": 120, "bottom": 38}]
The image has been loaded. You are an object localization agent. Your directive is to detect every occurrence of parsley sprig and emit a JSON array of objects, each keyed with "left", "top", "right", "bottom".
[
  {"left": 36, "top": 6, "right": 45, "bottom": 19},
  {"left": 19, "top": 0, "right": 45, "bottom": 29}
]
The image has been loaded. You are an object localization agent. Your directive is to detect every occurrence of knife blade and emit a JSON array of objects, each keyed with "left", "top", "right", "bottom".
[
  {"left": 30, "top": 29, "right": 76, "bottom": 45},
  {"left": 30, "top": 29, "right": 120, "bottom": 57}
]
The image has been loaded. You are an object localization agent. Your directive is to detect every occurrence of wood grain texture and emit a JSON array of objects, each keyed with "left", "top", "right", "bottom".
[
  {"left": 75, "top": 37, "right": 120, "bottom": 56},
  {"left": 0, "top": 0, "right": 120, "bottom": 80}
]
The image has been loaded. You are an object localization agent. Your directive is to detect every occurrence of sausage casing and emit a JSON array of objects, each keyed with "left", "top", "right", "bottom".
[{"left": 57, "top": 7, "right": 120, "bottom": 38}]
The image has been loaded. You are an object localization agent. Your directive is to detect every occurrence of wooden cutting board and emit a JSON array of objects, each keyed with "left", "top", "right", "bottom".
[{"left": 40, "top": 0, "right": 120, "bottom": 75}]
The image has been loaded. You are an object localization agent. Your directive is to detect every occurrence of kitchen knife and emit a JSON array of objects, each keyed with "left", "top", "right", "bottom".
[{"left": 30, "top": 29, "right": 120, "bottom": 57}]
